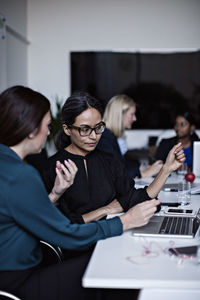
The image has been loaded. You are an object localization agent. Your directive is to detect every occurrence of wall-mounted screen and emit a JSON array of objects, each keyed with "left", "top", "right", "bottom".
[{"left": 70, "top": 50, "right": 200, "bottom": 129}]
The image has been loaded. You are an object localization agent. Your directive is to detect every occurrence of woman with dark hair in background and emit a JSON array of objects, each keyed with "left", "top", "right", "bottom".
[
  {"left": 155, "top": 112, "right": 199, "bottom": 171},
  {"left": 42, "top": 91, "right": 184, "bottom": 227},
  {"left": 97, "top": 94, "right": 163, "bottom": 178}
]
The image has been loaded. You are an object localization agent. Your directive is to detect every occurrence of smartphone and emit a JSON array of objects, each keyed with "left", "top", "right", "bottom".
[
  {"left": 165, "top": 208, "right": 195, "bottom": 216},
  {"left": 169, "top": 245, "right": 198, "bottom": 256}
]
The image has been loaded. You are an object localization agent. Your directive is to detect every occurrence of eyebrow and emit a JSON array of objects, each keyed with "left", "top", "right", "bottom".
[{"left": 76, "top": 121, "right": 103, "bottom": 127}]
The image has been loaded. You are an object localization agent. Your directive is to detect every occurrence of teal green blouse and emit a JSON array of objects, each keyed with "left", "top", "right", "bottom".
[{"left": 0, "top": 144, "right": 122, "bottom": 271}]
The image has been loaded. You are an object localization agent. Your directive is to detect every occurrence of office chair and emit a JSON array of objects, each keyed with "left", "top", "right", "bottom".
[
  {"left": 0, "top": 290, "right": 21, "bottom": 300},
  {"left": 0, "top": 242, "right": 63, "bottom": 299},
  {"left": 40, "top": 240, "right": 64, "bottom": 266}
]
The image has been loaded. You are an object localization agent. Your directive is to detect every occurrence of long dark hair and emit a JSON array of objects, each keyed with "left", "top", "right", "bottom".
[
  {"left": 55, "top": 91, "right": 103, "bottom": 150},
  {"left": 0, "top": 86, "right": 50, "bottom": 146}
]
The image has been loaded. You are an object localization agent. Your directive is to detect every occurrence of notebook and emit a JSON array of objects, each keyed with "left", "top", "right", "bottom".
[{"left": 132, "top": 209, "right": 200, "bottom": 239}]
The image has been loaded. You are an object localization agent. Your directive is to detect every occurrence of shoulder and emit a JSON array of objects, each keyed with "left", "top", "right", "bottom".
[
  {"left": 159, "top": 136, "right": 177, "bottom": 146},
  {"left": 191, "top": 133, "right": 200, "bottom": 143},
  {"left": 6, "top": 160, "right": 43, "bottom": 194},
  {"left": 97, "top": 129, "right": 122, "bottom": 158},
  {"left": 93, "top": 149, "right": 125, "bottom": 170},
  {"left": 102, "top": 128, "right": 116, "bottom": 140},
  {"left": 48, "top": 149, "right": 66, "bottom": 162}
]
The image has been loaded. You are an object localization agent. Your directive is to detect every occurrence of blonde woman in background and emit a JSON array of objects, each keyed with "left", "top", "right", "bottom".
[{"left": 97, "top": 94, "right": 163, "bottom": 178}]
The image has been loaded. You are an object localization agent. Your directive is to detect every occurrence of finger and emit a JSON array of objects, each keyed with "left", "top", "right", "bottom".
[
  {"left": 60, "top": 163, "right": 72, "bottom": 181},
  {"left": 172, "top": 142, "right": 183, "bottom": 154},
  {"left": 175, "top": 153, "right": 186, "bottom": 161},
  {"left": 55, "top": 167, "right": 64, "bottom": 183},
  {"left": 56, "top": 160, "right": 62, "bottom": 170},
  {"left": 64, "top": 159, "right": 78, "bottom": 174},
  {"left": 138, "top": 199, "right": 160, "bottom": 210}
]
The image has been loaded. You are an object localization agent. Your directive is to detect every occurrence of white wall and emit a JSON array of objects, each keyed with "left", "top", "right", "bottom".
[
  {"left": 0, "top": 0, "right": 27, "bottom": 36},
  {"left": 27, "top": 0, "right": 200, "bottom": 108},
  {"left": 0, "top": 0, "right": 28, "bottom": 91},
  {"left": 125, "top": 129, "right": 200, "bottom": 149}
]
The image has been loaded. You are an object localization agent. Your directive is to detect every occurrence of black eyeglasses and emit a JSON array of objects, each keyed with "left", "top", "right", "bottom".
[{"left": 67, "top": 122, "right": 106, "bottom": 136}]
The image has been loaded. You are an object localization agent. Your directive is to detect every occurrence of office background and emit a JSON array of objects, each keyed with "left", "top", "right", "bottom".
[{"left": 0, "top": 0, "right": 200, "bottom": 148}]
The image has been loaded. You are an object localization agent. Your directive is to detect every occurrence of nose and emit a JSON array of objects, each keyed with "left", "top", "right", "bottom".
[
  {"left": 89, "top": 129, "right": 97, "bottom": 139},
  {"left": 133, "top": 115, "right": 137, "bottom": 122}
]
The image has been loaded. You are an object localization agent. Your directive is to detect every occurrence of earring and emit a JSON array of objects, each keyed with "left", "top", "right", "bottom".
[{"left": 29, "top": 133, "right": 35, "bottom": 139}]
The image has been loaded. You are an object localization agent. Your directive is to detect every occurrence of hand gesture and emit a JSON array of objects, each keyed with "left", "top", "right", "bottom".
[
  {"left": 164, "top": 143, "right": 185, "bottom": 173},
  {"left": 120, "top": 199, "right": 160, "bottom": 231},
  {"left": 49, "top": 159, "right": 77, "bottom": 204}
]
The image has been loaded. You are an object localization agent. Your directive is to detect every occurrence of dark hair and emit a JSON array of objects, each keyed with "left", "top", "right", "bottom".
[
  {"left": 0, "top": 85, "right": 50, "bottom": 146},
  {"left": 175, "top": 111, "right": 196, "bottom": 126},
  {"left": 55, "top": 91, "right": 103, "bottom": 150},
  {"left": 175, "top": 111, "right": 199, "bottom": 140}
]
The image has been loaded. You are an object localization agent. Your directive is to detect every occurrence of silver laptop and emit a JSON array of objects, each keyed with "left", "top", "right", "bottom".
[{"left": 132, "top": 209, "right": 200, "bottom": 239}]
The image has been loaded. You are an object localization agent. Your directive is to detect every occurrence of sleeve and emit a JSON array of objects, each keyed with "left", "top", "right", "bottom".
[
  {"left": 155, "top": 139, "right": 169, "bottom": 162},
  {"left": 124, "top": 157, "right": 141, "bottom": 178},
  {"left": 7, "top": 165, "right": 123, "bottom": 251},
  {"left": 108, "top": 157, "right": 152, "bottom": 212}
]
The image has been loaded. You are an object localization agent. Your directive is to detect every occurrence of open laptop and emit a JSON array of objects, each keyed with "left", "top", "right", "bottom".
[{"left": 132, "top": 209, "right": 200, "bottom": 239}]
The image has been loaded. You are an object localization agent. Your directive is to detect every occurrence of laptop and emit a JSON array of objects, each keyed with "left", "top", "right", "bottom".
[{"left": 132, "top": 209, "right": 200, "bottom": 239}]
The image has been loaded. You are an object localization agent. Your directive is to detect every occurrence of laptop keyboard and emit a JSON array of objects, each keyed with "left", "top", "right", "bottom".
[{"left": 159, "top": 216, "right": 191, "bottom": 235}]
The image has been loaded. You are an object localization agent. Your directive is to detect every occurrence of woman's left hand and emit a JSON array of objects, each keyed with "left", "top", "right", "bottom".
[
  {"left": 164, "top": 143, "right": 185, "bottom": 173},
  {"left": 49, "top": 159, "right": 78, "bottom": 204}
]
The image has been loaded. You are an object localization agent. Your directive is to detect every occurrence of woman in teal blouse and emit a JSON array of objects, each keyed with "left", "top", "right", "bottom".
[{"left": 0, "top": 86, "right": 171, "bottom": 300}]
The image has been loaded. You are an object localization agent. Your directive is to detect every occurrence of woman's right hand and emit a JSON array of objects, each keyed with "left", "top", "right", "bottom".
[
  {"left": 120, "top": 199, "right": 160, "bottom": 231},
  {"left": 49, "top": 159, "right": 78, "bottom": 204}
]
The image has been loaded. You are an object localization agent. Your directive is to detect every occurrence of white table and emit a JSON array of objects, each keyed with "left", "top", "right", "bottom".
[{"left": 82, "top": 178, "right": 200, "bottom": 296}]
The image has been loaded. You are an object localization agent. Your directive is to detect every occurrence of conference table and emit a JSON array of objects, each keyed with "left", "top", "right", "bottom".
[{"left": 82, "top": 174, "right": 200, "bottom": 299}]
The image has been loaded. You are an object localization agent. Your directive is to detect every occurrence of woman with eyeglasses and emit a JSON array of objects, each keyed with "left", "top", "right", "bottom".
[
  {"left": 43, "top": 91, "right": 185, "bottom": 227},
  {"left": 155, "top": 112, "right": 199, "bottom": 171}
]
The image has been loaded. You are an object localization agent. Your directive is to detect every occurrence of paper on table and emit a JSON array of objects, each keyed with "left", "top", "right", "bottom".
[{"left": 190, "top": 184, "right": 200, "bottom": 195}]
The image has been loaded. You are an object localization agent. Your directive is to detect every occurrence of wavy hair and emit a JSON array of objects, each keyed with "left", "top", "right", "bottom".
[{"left": 103, "top": 94, "right": 136, "bottom": 138}]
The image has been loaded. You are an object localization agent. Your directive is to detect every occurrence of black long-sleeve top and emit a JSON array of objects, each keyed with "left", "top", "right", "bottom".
[
  {"left": 42, "top": 149, "right": 151, "bottom": 224},
  {"left": 155, "top": 135, "right": 200, "bottom": 168}
]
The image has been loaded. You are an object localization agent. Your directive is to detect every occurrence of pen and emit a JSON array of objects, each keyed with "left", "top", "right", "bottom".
[{"left": 161, "top": 202, "right": 180, "bottom": 207}]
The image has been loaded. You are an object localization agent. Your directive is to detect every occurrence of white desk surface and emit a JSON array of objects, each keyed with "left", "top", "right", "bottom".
[
  {"left": 83, "top": 176, "right": 200, "bottom": 290},
  {"left": 138, "top": 288, "right": 200, "bottom": 300}
]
